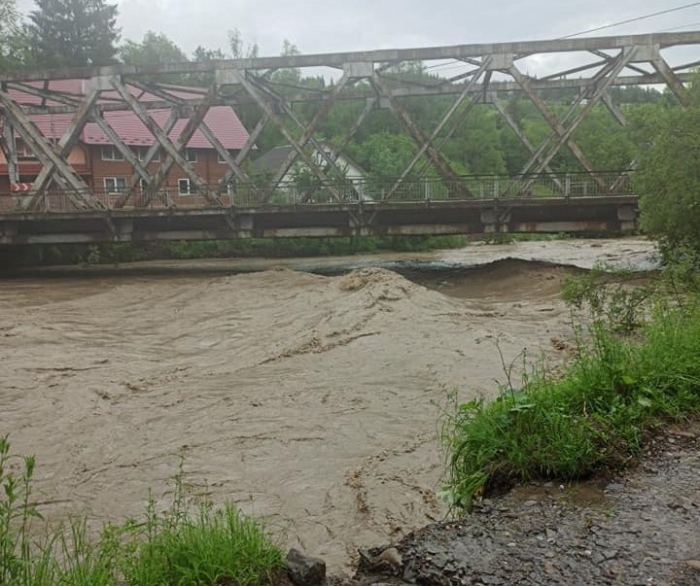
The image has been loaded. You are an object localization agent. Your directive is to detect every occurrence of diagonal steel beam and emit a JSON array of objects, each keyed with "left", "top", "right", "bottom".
[
  {"left": 331, "top": 97, "right": 376, "bottom": 158},
  {"left": 509, "top": 64, "right": 606, "bottom": 190},
  {"left": 2, "top": 117, "right": 19, "bottom": 185},
  {"left": 491, "top": 99, "right": 563, "bottom": 191},
  {"left": 539, "top": 59, "right": 608, "bottom": 82},
  {"left": 272, "top": 95, "right": 355, "bottom": 186},
  {"left": 219, "top": 113, "right": 269, "bottom": 192},
  {"left": 115, "top": 108, "right": 180, "bottom": 208},
  {"left": 416, "top": 97, "right": 480, "bottom": 178},
  {"left": 523, "top": 47, "right": 637, "bottom": 192},
  {"left": 6, "top": 82, "right": 84, "bottom": 107},
  {"left": 144, "top": 90, "right": 220, "bottom": 205},
  {"left": 198, "top": 118, "right": 253, "bottom": 185},
  {"left": 123, "top": 78, "right": 187, "bottom": 106},
  {"left": 588, "top": 49, "right": 650, "bottom": 76},
  {"left": 111, "top": 78, "right": 220, "bottom": 206},
  {"left": 602, "top": 92, "right": 627, "bottom": 126},
  {"left": 29, "top": 88, "right": 101, "bottom": 199},
  {"left": 91, "top": 107, "right": 152, "bottom": 182},
  {"left": 651, "top": 56, "right": 691, "bottom": 106},
  {"left": 0, "top": 89, "right": 98, "bottom": 210},
  {"left": 372, "top": 60, "right": 489, "bottom": 200},
  {"left": 233, "top": 70, "right": 343, "bottom": 203},
  {"left": 251, "top": 72, "right": 352, "bottom": 200}
]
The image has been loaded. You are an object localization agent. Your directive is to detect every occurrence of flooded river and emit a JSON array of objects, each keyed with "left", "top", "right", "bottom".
[{"left": 0, "top": 238, "right": 656, "bottom": 572}]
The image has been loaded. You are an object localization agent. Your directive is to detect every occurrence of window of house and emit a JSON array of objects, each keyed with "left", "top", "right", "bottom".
[
  {"left": 217, "top": 150, "right": 231, "bottom": 164},
  {"left": 186, "top": 149, "right": 198, "bottom": 163},
  {"left": 178, "top": 178, "right": 197, "bottom": 195},
  {"left": 139, "top": 178, "right": 147, "bottom": 192},
  {"left": 104, "top": 177, "right": 127, "bottom": 193},
  {"left": 101, "top": 145, "right": 125, "bottom": 161},
  {"left": 17, "top": 142, "right": 37, "bottom": 159},
  {"left": 135, "top": 146, "right": 159, "bottom": 163}
]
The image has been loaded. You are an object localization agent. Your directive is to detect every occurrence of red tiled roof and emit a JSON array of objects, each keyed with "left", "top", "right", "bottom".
[{"left": 10, "top": 80, "right": 250, "bottom": 150}]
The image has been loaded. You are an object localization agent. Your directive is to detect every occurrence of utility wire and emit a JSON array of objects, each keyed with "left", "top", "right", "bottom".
[
  {"left": 561, "top": 1, "right": 700, "bottom": 38},
  {"left": 657, "top": 19, "right": 700, "bottom": 31}
]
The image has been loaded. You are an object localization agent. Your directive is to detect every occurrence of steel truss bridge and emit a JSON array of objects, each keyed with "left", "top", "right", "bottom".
[{"left": 1, "top": 31, "right": 699, "bottom": 244}]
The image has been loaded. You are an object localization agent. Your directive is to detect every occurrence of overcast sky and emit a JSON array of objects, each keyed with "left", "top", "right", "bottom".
[{"left": 13, "top": 0, "right": 700, "bottom": 58}]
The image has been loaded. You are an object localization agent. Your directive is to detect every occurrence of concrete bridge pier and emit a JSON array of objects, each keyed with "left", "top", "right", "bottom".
[{"left": 617, "top": 205, "right": 638, "bottom": 233}]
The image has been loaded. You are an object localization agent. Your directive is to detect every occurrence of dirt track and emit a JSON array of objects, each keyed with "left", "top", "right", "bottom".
[{"left": 0, "top": 239, "right": 655, "bottom": 573}]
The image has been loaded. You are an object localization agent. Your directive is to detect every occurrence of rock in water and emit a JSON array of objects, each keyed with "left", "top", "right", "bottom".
[{"left": 287, "top": 548, "right": 327, "bottom": 586}]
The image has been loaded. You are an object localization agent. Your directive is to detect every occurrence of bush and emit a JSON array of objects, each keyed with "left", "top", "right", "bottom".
[
  {"left": 441, "top": 288, "right": 700, "bottom": 513},
  {"left": 0, "top": 441, "right": 283, "bottom": 586}
]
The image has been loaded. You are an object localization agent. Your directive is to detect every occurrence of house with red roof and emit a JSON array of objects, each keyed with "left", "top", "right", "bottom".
[{"left": 0, "top": 80, "right": 251, "bottom": 206}]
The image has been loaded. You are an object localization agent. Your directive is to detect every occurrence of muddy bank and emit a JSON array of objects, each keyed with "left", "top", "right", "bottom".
[
  {"left": 0, "top": 238, "right": 657, "bottom": 574},
  {"left": 341, "top": 423, "right": 700, "bottom": 586}
]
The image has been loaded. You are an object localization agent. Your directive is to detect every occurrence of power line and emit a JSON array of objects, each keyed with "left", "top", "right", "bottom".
[
  {"left": 657, "top": 20, "right": 700, "bottom": 31},
  {"left": 561, "top": 2, "right": 700, "bottom": 39}
]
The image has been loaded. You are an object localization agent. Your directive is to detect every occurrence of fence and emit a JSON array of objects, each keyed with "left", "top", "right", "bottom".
[{"left": 0, "top": 171, "right": 635, "bottom": 213}]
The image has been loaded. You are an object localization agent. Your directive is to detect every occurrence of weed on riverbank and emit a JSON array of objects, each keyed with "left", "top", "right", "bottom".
[
  {"left": 441, "top": 278, "right": 700, "bottom": 512},
  {"left": 0, "top": 443, "right": 284, "bottom": 586}
]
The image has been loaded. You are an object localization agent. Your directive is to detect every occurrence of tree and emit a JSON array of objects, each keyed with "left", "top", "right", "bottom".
[
  {"left": 120, "top": 31, "right": 187, "bottom": 66},
  {"left": 228, "top": 29, "right": 258, "bottom": 60},
  {"left": 28, "top": 0, "right": 120, "bottom": 68},
  {"left": 636, "top": 101, "right": 700, "bottom": 257},
  {"left": 0, "top": 0, "right": 30, "bottom": 72}
]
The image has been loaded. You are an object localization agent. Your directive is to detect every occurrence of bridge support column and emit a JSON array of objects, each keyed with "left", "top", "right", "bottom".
[
  {"left": 480, "top": 209, "right": 510, "bottom": 234},
  {"left": 617, "top": 205, "right": 638, "bottom": 233},
  {"left": 238, "top": 215, "right": 253, "bottom": 238}
]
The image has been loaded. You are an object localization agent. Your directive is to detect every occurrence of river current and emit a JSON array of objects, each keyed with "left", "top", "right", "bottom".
[{"left": 0, "top": 238, "right": 656, "bottom": 572}]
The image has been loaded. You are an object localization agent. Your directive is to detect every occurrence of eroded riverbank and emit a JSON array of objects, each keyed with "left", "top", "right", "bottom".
[{"left": 0, "top": 238, "right": 657, "bottom": 573}]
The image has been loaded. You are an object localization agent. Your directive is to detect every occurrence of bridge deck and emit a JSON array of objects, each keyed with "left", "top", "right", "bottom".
[{"left": 0, "top": 195, "right": 639, "bottom": 245}]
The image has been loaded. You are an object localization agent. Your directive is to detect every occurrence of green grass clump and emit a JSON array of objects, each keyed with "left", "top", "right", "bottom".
[
  {"left": 442, "top": 292, "right": 700, "bottom": 512},
  {"left": 0, "top": 443, "right": 284, "bottom": 586},
  {"left": 119, "top": 502, "right": 283, "bottom": 586}
]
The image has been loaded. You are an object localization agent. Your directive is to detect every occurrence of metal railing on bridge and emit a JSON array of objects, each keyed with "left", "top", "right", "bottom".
[{"left": 0, "top": 171, "right": 635, "bottom": 214}]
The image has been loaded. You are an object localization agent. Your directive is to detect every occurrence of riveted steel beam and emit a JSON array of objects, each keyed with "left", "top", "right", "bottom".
[
  {"left": 522, "top": 47, "right": 637, "bottom": 193},
  {"left": 2, "top": 31, "right": 699, "bottom": 82},
  {"left": 111, "top": 77, "right": 220, "bottom": 206},
  {"left": 232, "top": 69, "right": 343, "bottom": 203},
  {"left": 652, "top": 56, "right": 692, "bottom": 106},
  {"left": 116, "top": 108, "right": 180, "bottom": 208},
  {"left": 219, "top": 113, "right": 269, "bottom": 193},
  {"left": 253, "top": 72, "right": 353, "bottom": 200},
  {"left": 491, "top": 99, "right": 563, "bottom": 191},
  {"left": 0, "top": 88, "right": 97, "bottom": 210},
  {"left": 371, "top": 73, "right": 474, "bottom": 200},
  {"left": 2, "top": 116, "right": 19, "bottom": 185},
  {"left": 28, "top": 88, "right": 100, "bottom": 205},
  {"left": 509, "top": 64, "right": 604, "bottom": 190}
]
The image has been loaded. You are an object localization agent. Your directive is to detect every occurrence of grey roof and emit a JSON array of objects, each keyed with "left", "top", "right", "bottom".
[
  {"left": 250, "top": 144, "right": 368, "bottom": 179},
  {"left": 250, "top": 145, "right": 295, "bottom": 177}
]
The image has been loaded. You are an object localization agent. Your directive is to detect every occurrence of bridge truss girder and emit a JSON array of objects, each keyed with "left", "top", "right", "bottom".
[{"left": 0, "top": 31, "right": 698, "bottom": 211}]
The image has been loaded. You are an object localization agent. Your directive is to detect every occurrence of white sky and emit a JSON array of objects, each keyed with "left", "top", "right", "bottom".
[{"left": 13, "top": 0, "right": 700, "bottom": 58}]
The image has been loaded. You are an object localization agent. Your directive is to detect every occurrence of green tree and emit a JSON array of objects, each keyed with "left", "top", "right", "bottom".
[
  {"left": 636, "top": 100, "right": 700, "bottom": 256},
  {"left": 27, "top": 0, "right": 120, "bottom": 68},
  {"left": 0, "top": 0, "right": 31, "bottom": 72},
  {"left": 228, "top": 29, "right": 258, "bottom": 59},
  {"left": 120, "top": 31, "right": 187, "bottom": 66}
]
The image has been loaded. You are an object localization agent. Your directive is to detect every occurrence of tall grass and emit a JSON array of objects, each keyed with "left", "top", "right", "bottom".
[
  {"left": 0, "top": 444, "right": 284, "bottom": 586},
  {"left": 441, "top": 282, "right": 700, "bottom": 512}
]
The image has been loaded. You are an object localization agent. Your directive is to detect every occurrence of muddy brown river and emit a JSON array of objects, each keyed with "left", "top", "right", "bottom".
[{"left": 0, "top": 238, "right": 656, "bottom": 573}]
